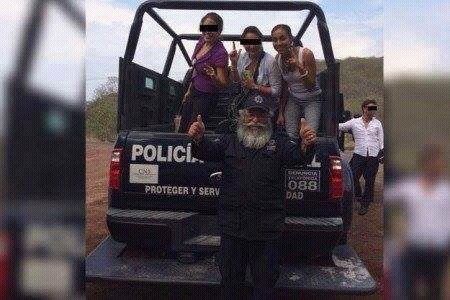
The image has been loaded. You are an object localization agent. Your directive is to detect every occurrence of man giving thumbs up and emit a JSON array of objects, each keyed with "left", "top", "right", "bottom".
[{"left": 188, "top": 93, "right": 316, "bottom": 300}]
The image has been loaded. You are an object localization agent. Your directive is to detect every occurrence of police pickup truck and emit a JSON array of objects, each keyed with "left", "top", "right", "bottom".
[{"left": 90, "top": 0, "right": 375, "bottom": 294}]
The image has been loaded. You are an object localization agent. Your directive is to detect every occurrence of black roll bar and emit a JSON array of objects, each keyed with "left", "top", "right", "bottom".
[
  {"left": 179, "top": 34, "right": 273, "bottom": 42},
  {"left": 146, "top": 9, "right": 192, "bottom": 65},
  {"left": 124, "top": 0, "right": 335, "bottom": 71},
  {"left": 162, "top": 39, "right": 177, "bottom": 77}
]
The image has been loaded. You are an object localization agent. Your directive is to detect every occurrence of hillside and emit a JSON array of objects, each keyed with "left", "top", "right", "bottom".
[
  {"left": 318, "top": 57, "right": 383, "bottom": 119},
  {"left": 86, "top": 57, "right": 383, "bottom": 140}
]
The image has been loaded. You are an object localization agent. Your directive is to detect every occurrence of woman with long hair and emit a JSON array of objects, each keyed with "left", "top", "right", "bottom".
[
  {"left": 179, "top": 12, "right": 229, "bottom": 133},
  {"left": 271, "top": 24, "right": 322, "bottom": 137},
  {"left": 229, "top": 26, "right": 281, "bottom": 98}
]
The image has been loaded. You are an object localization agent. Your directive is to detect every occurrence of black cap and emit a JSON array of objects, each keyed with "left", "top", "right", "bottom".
[{"left": 243, "top": 93, "right": 273, "bottom": 113}]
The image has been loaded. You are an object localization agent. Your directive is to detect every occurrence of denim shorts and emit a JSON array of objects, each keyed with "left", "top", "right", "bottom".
[{"left": 284, "top": 95, "right": 322, "bottom": 138}]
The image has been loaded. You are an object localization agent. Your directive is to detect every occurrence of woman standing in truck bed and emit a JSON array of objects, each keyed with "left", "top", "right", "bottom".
[
  {"left": 179, "top": 12, "right": 229, "bottom": 133},
  {"left": 271, "top": 24, "right": 322, "bottom": 137},
  {"left": 229, "top": 26, "right": 281, "bottom": 98},
  {"left": 226, "top": 26, "right": 282, "bottom": 131}
]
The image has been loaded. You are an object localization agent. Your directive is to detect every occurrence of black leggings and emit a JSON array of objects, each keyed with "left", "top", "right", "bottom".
[
  {"left": 218, "top": 234, "right": 280, "bottom": 300},
  {"left": 179, "top": 88, "right": 218, "bottom": 133}
]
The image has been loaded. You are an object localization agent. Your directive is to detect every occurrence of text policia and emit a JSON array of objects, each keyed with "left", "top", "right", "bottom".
[{"left": 131, "top": 143, "right": 203, "bottom": 163}]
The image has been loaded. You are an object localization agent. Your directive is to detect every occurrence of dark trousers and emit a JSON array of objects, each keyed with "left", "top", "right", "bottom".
[
  {"left": 179, "top": 88, "right": 217, "bottom": 133},
  {"left": 350, "top": 153, "right": 379, "bottom": 203},
  {"left": 218, "top": 234, "right": 280, "bottom": 300},
  {"left": 400, "top": 247, "right": 448, "bottom": 300}
]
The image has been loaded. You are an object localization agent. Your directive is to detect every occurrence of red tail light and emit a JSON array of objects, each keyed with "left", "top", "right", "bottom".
[
  {"left": 329, "top": 156, "right": 343, "bottom": 200},
  {"left": 0, "top": 233, "right": 10, "bottom": 299},
  {"left": 109, "top": 148, "right": 123, "bottom": 190}
]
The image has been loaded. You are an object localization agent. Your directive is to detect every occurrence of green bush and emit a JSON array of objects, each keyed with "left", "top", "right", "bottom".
[{"left": 86, "top": 92, "right": 118, "bottom": 141}]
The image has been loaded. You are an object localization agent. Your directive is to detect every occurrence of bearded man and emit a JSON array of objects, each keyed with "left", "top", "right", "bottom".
[{"left": 188, "top": 93, "right": 317, "bottom": 300}]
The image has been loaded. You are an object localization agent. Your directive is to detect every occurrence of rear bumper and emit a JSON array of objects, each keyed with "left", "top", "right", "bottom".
[
  {"left": 86, "top": 236, "right": 377, "bottom": 295},
  {"left": 107, "top": 207, "right": 343, "bottom": 257}
]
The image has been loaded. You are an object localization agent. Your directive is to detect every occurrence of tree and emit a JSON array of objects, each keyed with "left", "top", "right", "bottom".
[
  {"left": 86, "top": 77, "right": 118, "bottom": 141},
  {"left": 92, "top": 76, "right": 118, "bottom": 102}
]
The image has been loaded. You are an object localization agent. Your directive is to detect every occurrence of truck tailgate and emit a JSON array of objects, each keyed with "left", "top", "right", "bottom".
[
  {"left": 117, "top": 132, "right": 341, "bottom": 215},
  {"left": 86, "top": 236, "right": 377, "bottom": 295}
]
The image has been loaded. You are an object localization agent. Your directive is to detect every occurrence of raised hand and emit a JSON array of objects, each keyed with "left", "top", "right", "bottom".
[
  {"left": 229, "top": 41, "right": 241, "bottom": 67},
  {"left": 188, "top": 114, "right": 205, "bottom": 142},
  {"left": 299, "top": 118, "right": 316, "bottom": 146},
  {"left": 285, "top": 47, "right": 298, "bottom": 67},
  {"left": 285, "top": 47, "right": 305, "bottom": 73}
]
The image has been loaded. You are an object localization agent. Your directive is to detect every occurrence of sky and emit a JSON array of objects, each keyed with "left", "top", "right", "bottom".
[
  {"left": 384, "top": 0, "right": 450, "bottom": 79},
  {"left": 0, "top": 0, "right": 449, "bottom": 130}
]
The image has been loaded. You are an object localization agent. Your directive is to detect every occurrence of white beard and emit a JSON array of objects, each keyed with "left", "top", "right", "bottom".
[{"left": 236, "top": 112, "right": 272, "bottom": 149}]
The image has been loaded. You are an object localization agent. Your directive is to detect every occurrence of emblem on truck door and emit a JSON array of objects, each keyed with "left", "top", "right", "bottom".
[{"left": 129, "top": 164, "right": 159, "bottom": 184}]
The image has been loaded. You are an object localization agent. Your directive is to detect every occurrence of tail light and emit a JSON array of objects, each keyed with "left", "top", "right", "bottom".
[
  {"left": 329, "top": 156, "right": 343, "bottom": 200},
  {"left": 0, "top": 233, "right": 10, "bottom": 299},
  {"left": 109, "top": 148, "right": 123, "bottom": 190}
]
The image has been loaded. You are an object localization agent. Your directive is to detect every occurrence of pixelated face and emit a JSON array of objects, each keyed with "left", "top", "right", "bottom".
[
  {"left": 271, "top": 27, "right": 292, "bottom": 54},
  {"left": 201, "top": 18, "right": 220, "bottom": 43},
  {"left": 423, "top": 152, "right": 445, "bottom": 178},
  {"left": 242, "top": 32, "right": 262, "bottom": 56},
  {"left": 244, "top": 108, "right": 269, "bottom": 127},
  {"left": 363, "top": 103, "right": 377, "bottom": 118}
]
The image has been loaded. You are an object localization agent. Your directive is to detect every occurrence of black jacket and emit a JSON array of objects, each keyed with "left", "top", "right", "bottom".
[{"left": 192, "top": 131, "right": 314, "bottom": 240}]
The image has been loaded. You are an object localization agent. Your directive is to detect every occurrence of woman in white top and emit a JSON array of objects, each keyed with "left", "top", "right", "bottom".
[
  {"left": 271, "top": 24, "right": 322, "bottom": 137},
  {"left": 229, "top": 26, "right": 281, "bottom": 99}
]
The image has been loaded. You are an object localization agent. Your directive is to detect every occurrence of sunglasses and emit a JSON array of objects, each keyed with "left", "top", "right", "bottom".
[
  {"left": 240, "top": 39, "right": 262, "bottom": 45},
  {"left": 200, "top": 25, "right": 219, "bottom": 32},
  {"left": 367, "top": 106, "right": 377, "bottom": 111}
]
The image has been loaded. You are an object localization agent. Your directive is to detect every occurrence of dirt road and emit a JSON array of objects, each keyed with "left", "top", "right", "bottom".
[{"left": 86, "top": 138, "right": 383, "bottom": 298}]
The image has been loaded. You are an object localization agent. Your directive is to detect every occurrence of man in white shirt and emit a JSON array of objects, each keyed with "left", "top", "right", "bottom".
[
  {"left": 339, "top": 99, "right": 384, "bottom": 215},
  {"left": 385, "top": 144, "right": 449, "bottom": 299}
]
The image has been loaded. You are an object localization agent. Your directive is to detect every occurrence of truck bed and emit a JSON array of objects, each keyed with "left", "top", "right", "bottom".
[{"left": 86, "top": 236, "right": 377, "bottom": 295}]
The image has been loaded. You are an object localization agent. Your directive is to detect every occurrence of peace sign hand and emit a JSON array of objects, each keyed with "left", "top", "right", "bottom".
[
  {"left": 229, "top": 41, "right": 241, "bottom": 67},
  {"left": 285, "top": 47, "right": 305, "bottom": 73}
]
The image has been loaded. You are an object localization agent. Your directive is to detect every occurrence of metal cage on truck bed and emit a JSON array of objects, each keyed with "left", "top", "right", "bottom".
[{"left": 117, "top": 0, "right": 343, "bottom": 141}]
